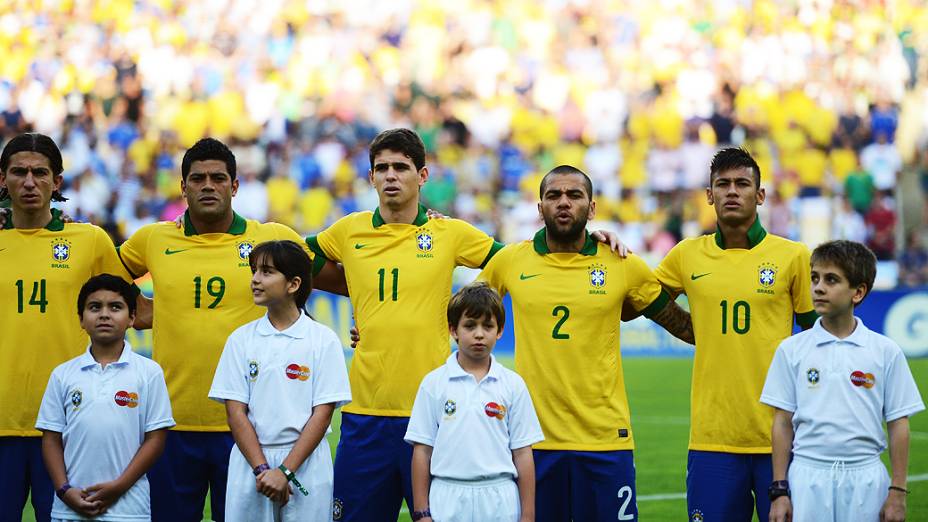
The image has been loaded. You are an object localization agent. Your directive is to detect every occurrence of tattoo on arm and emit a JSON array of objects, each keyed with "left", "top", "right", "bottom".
[{"left": 650, "top": 301, "right": 695, "bottom": 345}]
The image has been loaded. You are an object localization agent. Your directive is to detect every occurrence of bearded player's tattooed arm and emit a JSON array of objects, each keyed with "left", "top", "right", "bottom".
[{"left": 649, "top": 300, "right": 695, "bottom": 345}]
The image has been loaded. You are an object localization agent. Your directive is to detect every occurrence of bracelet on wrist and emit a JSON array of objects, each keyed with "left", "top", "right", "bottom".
[
  {"left": 278, "top": 464, "right": 310, "bottom": 496},
  {"left": 889, "top": 485, "right": 910, "bottom": 494},
  {"left": 412, "top": 508, "right": 431, "bottom": 521},
  {"left": 252, "top": 463, "right": 271, "bottom": 476},
  {"left": 55, "top": 482, "right": 72, "bottom": 500}
]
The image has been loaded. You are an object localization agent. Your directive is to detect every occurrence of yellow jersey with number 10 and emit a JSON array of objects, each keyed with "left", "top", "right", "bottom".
[
  {"left": 118, "top": 212, "right": 319, "bottom": 431},
  {"left": 0, "top": 215, "right": 130, "bottom": 436},
  {"left": 654, "top": 219, "right": 815, "bottom": 453},
  {"left": 308, "top": 206, "right": 499, "bottom": 417},
  {"left": 481, "top": 229, "right": 670, "bottom": 451}
]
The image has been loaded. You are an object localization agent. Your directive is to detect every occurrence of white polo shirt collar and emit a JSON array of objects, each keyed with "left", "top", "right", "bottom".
[
  {"left": 255, "top": 313, "right": 310, "bottom": 339},
  {"left": 810, "top": 317, "right": 868, "bottom": 348},
  {"left": 446, "top": 352, "right": 502, "bottom": 382},
  {"left": 77, "top": 342, "right": 133, "bottom": 371}
]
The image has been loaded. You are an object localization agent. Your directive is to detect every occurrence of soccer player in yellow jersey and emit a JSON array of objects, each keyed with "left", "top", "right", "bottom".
[
  {"left": 480, "top": 165, "right": 694, "bottom": 522},
  {"left": 0, "top": 133, "right": 134, "bottom": 522},
  {"left": 653, "top": 148, "right": 817, "bottom": 522},
  {"left": 117, "top": 138, "right": 345, "bottom": 522}
]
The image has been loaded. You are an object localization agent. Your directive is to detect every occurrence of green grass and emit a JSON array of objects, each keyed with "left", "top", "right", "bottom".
[{"left": 22, "top": 357, "right": 928, "bottom": 521}]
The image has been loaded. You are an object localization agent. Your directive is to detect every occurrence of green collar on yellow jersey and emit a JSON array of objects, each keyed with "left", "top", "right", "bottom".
[
  {"left": 714, "top": 217, "right": 767, "bottom": 250},
  {"left": 182, "top": 210, "right": 247, "bottom": 236},
  {"left": 2, "top": 208, "right": 65, "bottom": 231},
  {"left": 371, "top": 204, "right": 429, "bottom": 228},
  {"left": 532, "top": 227, "right": 598, "bottom": 256}
]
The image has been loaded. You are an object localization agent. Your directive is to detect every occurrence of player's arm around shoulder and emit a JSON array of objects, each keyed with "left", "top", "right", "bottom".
[{"left": 621, "top": 253, "right": 695, "bottom": 344}]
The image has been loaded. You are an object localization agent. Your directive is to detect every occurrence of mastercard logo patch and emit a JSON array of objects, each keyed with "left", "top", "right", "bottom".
[
  {"left": 484, "top": 402, "right": 507, "bottom": 420},
  {"left": 285, "top": 363, "right": 310, "bottom": 381},
  {"left": 850, "top": 370, "right": 875, "bottom": 389},
  {"left": 114, "top": 390, "right": 139, "bottom": 408}
]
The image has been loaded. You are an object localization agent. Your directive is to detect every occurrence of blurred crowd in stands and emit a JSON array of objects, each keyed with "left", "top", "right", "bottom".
[{"left": 1, "top": 0, "right": 927, "bottom": 287}]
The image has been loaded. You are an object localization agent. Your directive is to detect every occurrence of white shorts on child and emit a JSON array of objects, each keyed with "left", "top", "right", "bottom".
[
  {"left": 225, "top": 440, "right": 334, "bottom": 522},
  {"left": 788, "top": 455, "right": 890, "bottom": 522},
  {"left": 429, "top": 475, "right": 519, "bottom": 522}
]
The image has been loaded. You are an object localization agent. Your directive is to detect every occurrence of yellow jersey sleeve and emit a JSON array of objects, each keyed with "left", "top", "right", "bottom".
[
  {"left": 449, "top": 219, "right": 501, "bottom": 269},
  {"left": 92, "top": 226, "right": 132, "bottom": 282},
  {"left": 478, "top": 242, "right": 515, "bottom": 297},
  {"left": 790, "top": 244, "right": 816, "bottom": 326},
  {"left": 623, "top": 253, "right": 665, "bottom": 313},
  {"left": 654, "top": 240, "right": 686, "bottom": 297},
  {"left": 117, "top": 222, "right": 154, "bottom": 278},
  {"left": 310, "top": 215, "right": 350, "bottom": 263}
]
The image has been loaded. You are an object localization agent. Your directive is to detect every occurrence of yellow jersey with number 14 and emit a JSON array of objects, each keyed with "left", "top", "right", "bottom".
[
  {"left": 118, "top": 212, "right": 319, "bottom": 431},
  {"left": 480, "top": 229, "right": 670, "bottom": 451},
  {"left": 308, "top": 206, "right": 500, "bottom": 417},
  {"left": 654, "top": 219, "right": 815, "bottom": 453},
  {"left": 0, "top": 214, "right": 130, "bottom": 436}
]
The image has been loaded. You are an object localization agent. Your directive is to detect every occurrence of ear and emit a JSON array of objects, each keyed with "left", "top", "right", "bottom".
[
  {"left": 53, "top": 174, "right": 64, "bottom": 192},
  {"left": 852, "top": 284, "right": 867, "bottom": 305},
  {"left": 495, "top": 325, "right": 504, "bottom": 340},
  {"left": 231, "top": 178, "right": 239, "bottom": 197},
  {"left": 181, "top": 178, "right": 187, "bottom": 197},
  {"left": 288, "top": 275, "right": 302, "bottom": 296},
  {"left": 587, "top": 199, "right": 596, "bottom": 220},
  {"left": 418, "top": 166, "right": 429, "bottom": 187},
  {"left": 448, "top": 324, "right": 459, "bottom": 341},
  {"left": 756, "top": 186, "right": 766, "bottom": 206},
  {"left": 368, "top": 169, "right": 375, "bottom": 186},
  {"left": 705, "top": 186, "right": 714, "bottom": 205},
  {"left": 537, "top": 201, "right": 543, "bottom": 219}
]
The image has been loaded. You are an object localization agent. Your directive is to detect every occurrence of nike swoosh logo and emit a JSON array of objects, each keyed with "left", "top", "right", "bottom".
[
  {"left": 354, "top": 243, "right": 367, "bottom": 249},
  {"left": 520, "top": 273, "right": 541, "bottom": 280},
  {"left": 164, "top": 248, "right": 189, "bottom": 255},
  {"left": 690, "top": 272, "right": 711, "bottom": 280}
]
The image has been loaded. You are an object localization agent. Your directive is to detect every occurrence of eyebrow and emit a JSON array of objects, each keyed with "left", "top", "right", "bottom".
[{"left": 373, "top": 162, "right": 413, "bottom": 169}]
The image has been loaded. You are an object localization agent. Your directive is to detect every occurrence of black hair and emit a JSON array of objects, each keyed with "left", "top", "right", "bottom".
[
  {"left": 77, "top": 274, "right": 139, "bottom": 317},
  {"left": 447, "top": 281, "right": 506, "bottom": 331},
  {"left": 369, "top": 128, "right": 426, "bottom": 172},
  {"left": 709, "top": 147, "right": 761, "bottom": 188},
  {"left": 0, "top": 133, "right": 68, "bottom": 202},
  {"left": 811, "top": 240, "right": 877, "bottom": 304},
  {"left": 181, "top": 137, "right": 236, "bottom": 181},
  {"left": 539, "top": 165, "right": 594, "bottom": 201},
  {"left": 249, "top": 240, "right": 313, "bottom": 309}
]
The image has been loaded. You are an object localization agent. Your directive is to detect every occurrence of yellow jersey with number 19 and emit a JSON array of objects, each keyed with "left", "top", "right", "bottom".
[
  {"left": 654, "top": 219, "right": 816, "bottom": 453},
  {"left": 307, "top": 205, "right": 500, "bottom": 417},
  {"left": 118, "top": 212, "right": 319, "bottom": 431},
  {"left": 480, "top": 229, "right": 671, "bottom": 451},
  {"left": 0, "top": 214, "right": 131, "bottom": 436}
]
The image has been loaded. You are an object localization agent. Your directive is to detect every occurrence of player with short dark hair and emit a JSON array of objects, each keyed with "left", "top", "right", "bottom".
[
  {"left": 763, "top": 240, "right": 923, "bottom": 522},
  {"left": 0, "top": 133, "right": 135, "bottom": 522},
  {"left": 480, "top": 165, "right": 694, "bottom": 521},
  {"left": 118, "top": 137, "right": 347, "bottom": 522},
  {"left": 653, "top": 147, "right": 817, "bottom": 522}
]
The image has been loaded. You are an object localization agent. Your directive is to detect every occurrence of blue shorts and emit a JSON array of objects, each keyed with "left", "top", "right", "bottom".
[
  {"left": 534, "top": 449, "right": 638, "bottom": 522},
  {"left": 686, "top": 450, "right": 772, "bottom": 522},
  {"left": 148, "top": 431, "right": 234, "bottom": 522},
  {"left": 0, "top": 437, "right": 52, "bottom": 522},
  {"left": 333, "top": 413, "right": 413, "bottom": 522}
]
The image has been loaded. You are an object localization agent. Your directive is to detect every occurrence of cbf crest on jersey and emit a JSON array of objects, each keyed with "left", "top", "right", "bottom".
[
  {"left": 51, "top": 237, "right": 72, "bottom": 268},
  {"left": 70, "top": 389, "right": 82, "bottom": 408},
  {"left": 589, "top": 263, "right": 607, "bottom": 295},
  {"left": 237, "top": 241, "right": 255, "bottom": 267},
  {"left": 415, "top": 227, "right": 434, "bottom": 258},
  {"left": 757, "top": 262, "right": 778, "bottom": 295}
]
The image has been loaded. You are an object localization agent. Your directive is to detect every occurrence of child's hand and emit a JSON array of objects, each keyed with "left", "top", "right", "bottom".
[
  {"left": 84, "top": 479, "right": 129, "bottom": 510},
  {"left": 256, "top": 468, "right": 293, "bottom": 505},
  {"left": 60, "top": 487, "right": 104, "bottom": 517},
  {"left": 518, "top": 515, "right": 534, "bottom": 522},
  {"left": 769, "top": 496, "right": 792, "bottom": 522},
  {"left": 880, "top": 489, "right": 906, "bottom": 522}
]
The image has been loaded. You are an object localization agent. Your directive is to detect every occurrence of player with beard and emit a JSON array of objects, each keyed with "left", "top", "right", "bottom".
[{"left": 479, "top": 165, "right": 694, "bottom": 521}]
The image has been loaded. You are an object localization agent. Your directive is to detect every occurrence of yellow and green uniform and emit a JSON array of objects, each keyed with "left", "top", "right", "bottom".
[
  {"left": 307, "top": 205, "right": 500, "bottom": 417},
  {"left": 118, "top": 212, "right": 319, "bottom": 431},
  {"left": 654, "top": 218, "right": 816, "bottom": 453},
  {"left": 0, "top": 211, "right": 130, "bottom": 436},
  {"left": 481, "top": 228, "right": 671, "bottom": 451}
]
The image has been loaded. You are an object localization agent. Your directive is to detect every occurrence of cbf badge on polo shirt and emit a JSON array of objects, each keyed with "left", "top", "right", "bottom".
[{"left": 806, "top": 368, "right": 820, "bottom": 387}]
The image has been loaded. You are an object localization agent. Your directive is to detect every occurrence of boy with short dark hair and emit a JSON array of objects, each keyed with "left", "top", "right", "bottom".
[
  {"left": 36, "top": 274, "right": 174, "bottom": 521},
  {"left": 405, "top": 282, "right": 544, "bottom": 522},
  {"left": 761, "top": 240, "right": 924, "bottom": 522}
]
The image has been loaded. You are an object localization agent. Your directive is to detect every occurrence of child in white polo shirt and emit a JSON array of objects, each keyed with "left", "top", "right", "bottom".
[
  {"left": 36, "top": 274, "right": 175, "bottom": 521},
  {"left": 405, "top": 282, "right": 544, "bottom": 522},
  {"left": 761, "top": 240, "right": 924, "bottom": 522},
  {"left": 209, "top": 240, "right": 351, "bottom": 521}
]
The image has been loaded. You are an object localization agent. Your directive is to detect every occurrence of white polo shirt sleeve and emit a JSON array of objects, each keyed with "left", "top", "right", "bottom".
[
  {"left": 405, "top": 373, "right": 439, "bottom": 447},
  {"left": 760, "top": 340, "right": 798, "bottom": 413},
  {"left": 311, "top": 328, "right": 352, "bottom": 409},
  {"left": 209, "top": 327, "right": 249, "bottom": 404},
  {"left": 883, "top": 344, "right": 925, "bottom": 422},
  {"left": 143, "top": 363, "right": 175, "bottom": 432},
  {"left": 507, "top": 375, "right": 544, "bottom": 450},
  {"left": 36, "top": 368, "right": 66, "bottom": 433}
]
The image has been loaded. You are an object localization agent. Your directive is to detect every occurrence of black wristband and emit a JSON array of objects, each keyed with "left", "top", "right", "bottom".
[
  {"left": 889, "top": 485, "right": 910, "bottom": 494},
  {"left": 768, "top": 480, "right": 790, "bottom": 502},
  {"left": 411, "top": 508, "right": 431, "bottom": 521},
  {"left": 253, "top": 463, "right": 270, "bottom": 476},
  {"left": 55, "top": 482, "right": 72, "bottom": 500}
]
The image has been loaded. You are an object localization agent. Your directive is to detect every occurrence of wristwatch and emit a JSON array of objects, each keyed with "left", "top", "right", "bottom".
[
  {"left": 411, "top": 508, "right": 431, "bottom": 521},
  {"left": 768, "top": 480, "right": 790, "bottom": 501}
]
